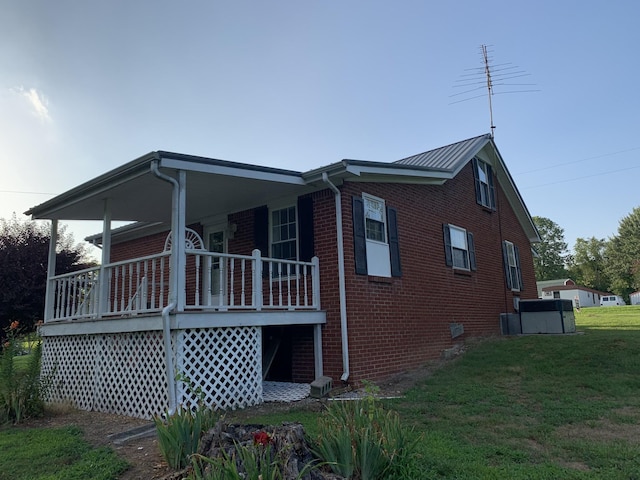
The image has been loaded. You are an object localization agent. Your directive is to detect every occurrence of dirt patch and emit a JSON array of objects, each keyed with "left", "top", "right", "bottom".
[{"left": 555, "top": 414, "right": 640, "bottom": 444}]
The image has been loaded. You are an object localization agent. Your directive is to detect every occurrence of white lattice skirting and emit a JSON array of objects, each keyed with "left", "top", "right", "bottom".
[{"left": 41, "top": 326, "right": 263, "bottom": 419}]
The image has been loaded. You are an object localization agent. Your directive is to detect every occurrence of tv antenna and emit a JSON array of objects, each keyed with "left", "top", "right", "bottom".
[{"left": 450, "top": 45, "right": 539, "bottom": 137}]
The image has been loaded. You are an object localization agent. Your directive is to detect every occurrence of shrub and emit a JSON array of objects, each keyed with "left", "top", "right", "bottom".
[
  {"left": 311, "top": 383, "right": 416, "bottom": 480},
  {"left": 154, "top": 405, "right": 220, "bottom": 469},
  {"left": 0, "top": 321, "right": 47, "bottom": 423},
  {"left": 154, "top": 374, "right": 221, "bottom": 469}
]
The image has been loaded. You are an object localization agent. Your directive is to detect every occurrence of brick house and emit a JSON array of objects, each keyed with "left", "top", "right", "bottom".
[{"left": 26, "top": 133, "right": 539, "bottom": 419}]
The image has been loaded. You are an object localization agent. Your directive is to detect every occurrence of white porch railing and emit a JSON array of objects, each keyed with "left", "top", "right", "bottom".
[
  {"left": 46, "top": 250, "right": 320, "bottom": 322},
  {"left": 50, "top": 266, "right": 101, "bottom": 321},
  {"left": 186, "top": 249, "right": 320, "bottom": 311}
]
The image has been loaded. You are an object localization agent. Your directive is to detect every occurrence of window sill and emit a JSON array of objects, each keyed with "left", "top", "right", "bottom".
[
  {"left": 368, "top": 275, "right": 393, "bottom": 284},
  {"left": 453, "top": 269, "right": 473, "bottom": 277}
]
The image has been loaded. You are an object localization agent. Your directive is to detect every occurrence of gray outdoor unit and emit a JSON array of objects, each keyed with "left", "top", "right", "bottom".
[{"left": 519, "top": 299, "right": 576, "bottom": 334}]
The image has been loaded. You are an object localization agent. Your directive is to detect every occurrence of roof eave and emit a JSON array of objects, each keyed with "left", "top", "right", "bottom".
[{"left": 25, "top": 152, "right": 160, "bottom": 219}]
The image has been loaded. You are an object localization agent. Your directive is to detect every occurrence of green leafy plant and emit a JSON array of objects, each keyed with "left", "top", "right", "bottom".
[
  {"left": 0, "top": 321, "right": 48, "bottom": 424},
  {"left": 190, "top": 430, "right": 321, "bottom": 480},
  {"left": 190, "top": 437, "right": 280, "bottom": 480},
  {"left": 153, "top": 374, "right": 220, "bottom": 469},
  {"left": 311, "top": 384, "right": 416, "bottom": 480}
]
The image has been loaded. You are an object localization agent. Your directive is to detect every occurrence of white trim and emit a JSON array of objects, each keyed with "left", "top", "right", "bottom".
[
  {"left": 504, "top": 240, "right": 521, "bottom": 292},
  {"left": 362, "top": 192, "right": 391, "bottom": 278},
  {"left": 203, "top": 223, "right": 229, "bottom": 305},
  {"left": 160, "top": 158, "right": 306, "bottom": 185},
  {"left": 269, "top": 204, "right": 299, "bottom": 262},
  {"left": 448, "top": 224, "right": 470, "bottom": 271}
]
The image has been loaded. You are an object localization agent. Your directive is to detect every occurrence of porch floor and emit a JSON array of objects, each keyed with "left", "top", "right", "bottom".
[{"left": 263, "top": 381, "right": 310, "bottom": 402}]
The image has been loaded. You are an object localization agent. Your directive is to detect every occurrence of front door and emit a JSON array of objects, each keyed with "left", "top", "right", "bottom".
[{"left": 205, "top": 225, "right": 227, "bottom": 307}]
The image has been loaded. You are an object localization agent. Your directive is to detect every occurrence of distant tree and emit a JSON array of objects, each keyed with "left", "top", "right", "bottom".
[
  {"left": 567, "top": 237, "right": 610, "bottom": 292},
  {"left": 605, "top": 206, "right": 640, "bottom": 300},
  {"left": 532, "top": 216, "right": 569, "bottom": 281},
  {"left": 0, "top": 215, "right": 95, "bottom": 336}
]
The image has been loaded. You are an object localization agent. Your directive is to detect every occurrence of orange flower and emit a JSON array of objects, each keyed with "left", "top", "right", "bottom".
[{"left": 9, "top": 321, "right": 19, "bottom": 331}]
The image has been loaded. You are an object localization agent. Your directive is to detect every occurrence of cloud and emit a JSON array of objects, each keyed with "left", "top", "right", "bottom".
[{"left": 13, "top": 86, "right": 51, "bottom": 123}]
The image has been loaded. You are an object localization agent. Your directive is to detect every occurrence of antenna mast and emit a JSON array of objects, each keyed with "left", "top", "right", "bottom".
[
  {"left": 450, "top": 45, "right": 538, "bottom": 138},
  {"left": 482, "top": 45, "right": 496, "bottom": 138}
]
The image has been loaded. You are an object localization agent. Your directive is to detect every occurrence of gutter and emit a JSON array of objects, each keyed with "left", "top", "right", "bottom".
[
  {"left": 322, "top": 172, "right": 350, "bottom": 382},
  {"left": 150, "top": 159, "right": 179, "bottom": 414}
]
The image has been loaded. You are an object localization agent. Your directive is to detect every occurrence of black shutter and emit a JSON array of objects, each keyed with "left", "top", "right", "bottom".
[
  {"left": 352, "top": 196, "right": 367, "bottom": 275},
  {"left": 502, "top": 241, "right": 512, "bottom": 289},
  {"left": 254, "top": 205, "right": 269, "bottom": 256},
  {"left": 467, "top": 232, "right": 477, "bottom": 271},
  {"left": 487, "top": 164, "right": 497, "bottom": 210},
  {"left": 443, "top": 224, "right": 453, "bottom": 267},
  {"left": 472, "top": 157, "right": 482, "bottom": 206},
  {"left": 298, "top": 196, "right": 314, "bottom": 262},
  {"left": 387, "top": 206, "right": 402, "bottom": 277},
  {"left": 514, "top": 245, "right": 523, "bottom": 290}
]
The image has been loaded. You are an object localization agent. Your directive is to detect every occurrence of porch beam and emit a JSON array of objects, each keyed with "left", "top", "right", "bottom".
[{"left": 43, "top": 219, "right": 58, "bottom": 322}]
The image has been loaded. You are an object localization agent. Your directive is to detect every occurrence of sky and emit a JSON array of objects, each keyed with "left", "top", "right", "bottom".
[{"left": 1, "top": 0, "right": 639, "bottom": 260}]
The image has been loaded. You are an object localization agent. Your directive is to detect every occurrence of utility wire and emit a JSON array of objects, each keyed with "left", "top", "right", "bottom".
[
  {"left": 515, "top": 146, "right": 640, "bottom": 175},
  {"left": 521, "top": 164, "right": 640, "bottom": 189},
  {"left": 0, "top": 190, "right": 57, "bottom": 195}
]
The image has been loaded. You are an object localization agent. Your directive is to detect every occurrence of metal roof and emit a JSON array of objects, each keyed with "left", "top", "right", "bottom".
[{"left": 394, "top": 133, "right": 492, "bottom": 172}]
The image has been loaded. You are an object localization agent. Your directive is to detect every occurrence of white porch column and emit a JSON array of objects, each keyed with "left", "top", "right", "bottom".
[
  {"left": 98, "top": 199, "right": 112, "bottom": 318},
  {"left": 314, "top": 323, "right": 324, "bottom": 378},
  {"left": 175, "top": 170, "right": 187, "bottom": 311},
  {"left": 43, "top": 219, "right": 58, "bottom": 322}
]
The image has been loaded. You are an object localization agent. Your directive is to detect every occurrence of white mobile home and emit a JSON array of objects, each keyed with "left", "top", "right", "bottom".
[{"left": 540, "top": 284, "right": 606, "bottom": 308}]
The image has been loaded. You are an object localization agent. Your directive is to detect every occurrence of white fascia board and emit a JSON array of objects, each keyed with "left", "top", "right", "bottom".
[
  {"left": 344, "top": 164, "right": 451, "bottom": 184},
  {"left": 160, "top": 158, "right": 306, "bottom": 185}
]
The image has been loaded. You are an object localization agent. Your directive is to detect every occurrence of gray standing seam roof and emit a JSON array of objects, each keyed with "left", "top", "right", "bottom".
[{"left": 394, "top": 133, "right": 491, "bottom": 171}]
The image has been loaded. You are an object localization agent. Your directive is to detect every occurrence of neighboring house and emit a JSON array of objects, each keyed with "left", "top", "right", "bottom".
[
  {"left": 630, "top": 291, "right": 640, "bottom": 305},
  {"left": 26, "top": 133, "right": 540, "bottom": 419},
  {"left": 539, "top": 283, "right": 607, "bottom": 308},
  {"left": 536, "top": 278, "right": 575, "bottom": 298}
]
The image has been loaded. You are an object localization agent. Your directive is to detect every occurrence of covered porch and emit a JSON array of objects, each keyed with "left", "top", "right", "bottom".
[{"left": 27, "top": 151, "right": 328, "bottom": 418}]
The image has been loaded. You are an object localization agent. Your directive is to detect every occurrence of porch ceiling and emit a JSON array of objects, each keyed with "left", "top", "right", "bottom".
[{"left": 26, "top": 152, "right": 311, "bottom": 222}]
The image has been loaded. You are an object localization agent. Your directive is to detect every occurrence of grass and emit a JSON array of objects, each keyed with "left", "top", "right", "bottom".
[
  {"left": 0, "top": 425, "right": 128, "bottom": 480},
  {"left": 239, "top": 305, "right": 640, "bottom": 479}
]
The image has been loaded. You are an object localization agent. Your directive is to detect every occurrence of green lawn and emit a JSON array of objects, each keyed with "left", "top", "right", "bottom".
[
  {"left": 242, "top": 305, "right": 640, "bottom": 479},
  {"left": 0, "top": 425, "right": 128, "bottom": 480}
]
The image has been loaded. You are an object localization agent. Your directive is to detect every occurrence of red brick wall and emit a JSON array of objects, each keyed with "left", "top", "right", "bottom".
[
  {"left": 317, "top": 161, "right": 537, "bottom": 383},
  {"left": 107, "top": 163, "right": 537, "bottom": 386}
]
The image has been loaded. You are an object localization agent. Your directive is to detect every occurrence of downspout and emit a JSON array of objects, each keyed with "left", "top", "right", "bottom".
[
  {"left": 151, "top": 160, "right": 178, "bottom": 414},
  {"left": 322, "top": 172, "right": 350, "bottom": 382}
]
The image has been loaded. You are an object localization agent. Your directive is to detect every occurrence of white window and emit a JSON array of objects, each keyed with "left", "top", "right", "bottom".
[
  {"left": 443, "top": 224, "right": 476, "bottom": 271},
  {"left": 473, "top": 157, "right": 495, "bottom": 210},
  {"left": 477, "top": 160, "right": 490, "bottom": 207},
  {"left": 363, "top": 194, "right": 386, "bottom": 243},
  {"left": 362, "top": 193, "right": 391, "bottom": 277},
  {"left": 450, "top": 225, "right": 470, "bottom": 270},
  {"left": 504, "top": 240, "right": 521, "bottom": 291},
  {"left": 271, "top": 206, "right": 297, "bottom": 260}
]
